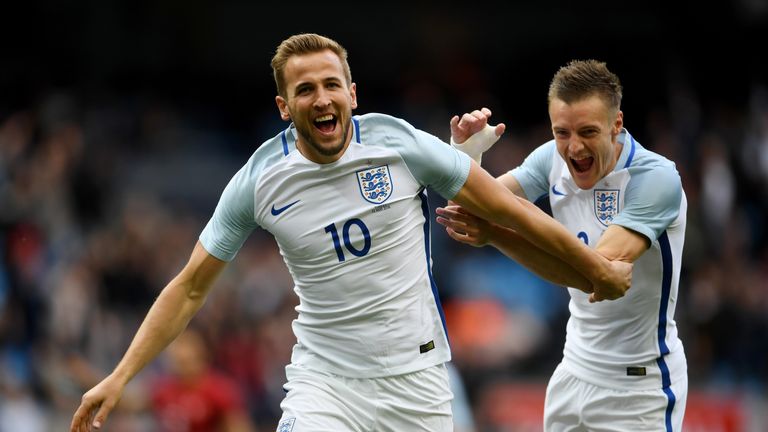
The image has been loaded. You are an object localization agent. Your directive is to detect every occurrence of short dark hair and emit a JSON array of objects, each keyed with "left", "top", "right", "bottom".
[{"left": 548, "top": 60, "right": 622, "bottom": 113}]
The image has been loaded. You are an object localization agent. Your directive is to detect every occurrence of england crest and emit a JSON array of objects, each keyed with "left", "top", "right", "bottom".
[
  {"left": 277, "top": 417, "right": 295, "bottom": 432},
  {"left": 356, "top": 165, "right": 393, "bottom": 204},
  {"left": 594, "top": 189, "right": 619, "bottom": 226}
]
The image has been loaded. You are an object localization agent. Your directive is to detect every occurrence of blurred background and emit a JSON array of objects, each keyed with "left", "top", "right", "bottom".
[{"left": 1, "top": 1, "right": 767, "bottom": 431}]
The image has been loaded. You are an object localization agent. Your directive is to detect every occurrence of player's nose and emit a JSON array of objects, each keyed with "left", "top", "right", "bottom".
[
  {"left": 313, "top": 88, "right": 332, "bottom": 109},
  {"left": 567, "top": 138, "right": 587, "bottom": 155}
]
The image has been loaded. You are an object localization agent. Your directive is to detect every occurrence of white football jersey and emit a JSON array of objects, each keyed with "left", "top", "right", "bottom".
[
  {"left": 200, "top": 113, "right": 471, "bottom": 378},
  {"left": 512, "top": 129, "right": 687, "bottom": 391}
]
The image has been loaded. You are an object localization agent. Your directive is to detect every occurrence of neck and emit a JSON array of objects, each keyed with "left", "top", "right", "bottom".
[{"left": 296, "top": 122, "right": 353, "bottom": 164}]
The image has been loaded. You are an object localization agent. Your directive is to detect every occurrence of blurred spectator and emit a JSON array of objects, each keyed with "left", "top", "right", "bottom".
[
  {"left": 0, "top": 352, "right": 48, "bottom": 432},
  {"left": 150, "top": 328, "right": 255, "bottom": 432}
]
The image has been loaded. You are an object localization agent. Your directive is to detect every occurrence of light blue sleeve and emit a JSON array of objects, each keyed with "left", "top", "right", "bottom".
[
  {"left": 612, "top": 162, "right": 682, "bottom": 242},
  {"left": 509, "top": 141, "right": 556, "bottom": 201},
  {"left": 360, "top": 114, "right": 471, "bottom": 199},
  {"left": 199, "top": 165, "right": 259, "bottom": 261}
]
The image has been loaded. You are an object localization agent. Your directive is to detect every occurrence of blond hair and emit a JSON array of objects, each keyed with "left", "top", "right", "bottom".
[
  {"left": 271, "top": 33, "right": 352, "bottom": 98},
  {"left": 548, "top": 60, "right": 622, "bottom": 113}
]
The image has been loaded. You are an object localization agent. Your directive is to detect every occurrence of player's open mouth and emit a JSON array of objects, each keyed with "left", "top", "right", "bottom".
[
  {"left": 571, "top": 156, "right": 594, "bottom": 173},
  {"left": 314, "top": 114, "right": 337, "bottom": 134}
]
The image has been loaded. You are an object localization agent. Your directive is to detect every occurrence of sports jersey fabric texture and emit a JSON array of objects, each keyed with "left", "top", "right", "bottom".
[
  {"left": 511, "top": 129, "right": 687, "bottom": 391},
  {"left": 201, "top": 113, "right": 471, "bottom": 378}
]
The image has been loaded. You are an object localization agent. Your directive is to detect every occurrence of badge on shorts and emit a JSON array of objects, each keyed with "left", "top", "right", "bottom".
[
  {"left": 356, "top": 165, "right": 393, "bottom": 204},
  {"left": 594, "top": 189, "right": 619, "bottom": 226},
  {"left": 277, "top": 417, "right": 296, "bottom": 432}
]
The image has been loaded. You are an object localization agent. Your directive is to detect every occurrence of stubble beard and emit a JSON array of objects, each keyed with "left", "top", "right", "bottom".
[{"left": 297, "top": 116, "right": 352, "bottom": 158}]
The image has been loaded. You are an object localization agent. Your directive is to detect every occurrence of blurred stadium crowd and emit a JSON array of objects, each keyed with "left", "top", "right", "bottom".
[
  {"left": 1, "top": 78, "right": 767, "bottom": 430},
  {"left": 2, "top": 2, "right": 768, "bottom": 431}
]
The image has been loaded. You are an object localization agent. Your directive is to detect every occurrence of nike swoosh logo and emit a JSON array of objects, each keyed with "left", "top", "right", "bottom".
[
  {"left": 271, "top": 200, "right": 300, "bottom": 216},
  {"left": 551, "top": 185, "right": 566, "bottom": 196}
]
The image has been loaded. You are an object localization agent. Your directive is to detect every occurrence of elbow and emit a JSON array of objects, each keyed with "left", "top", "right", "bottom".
[
  {"left": 185, "top": 286, "right": 207, "bottom": 302},
  {"left": 184, "top": 275, "right": 212, "bottom": 303},
  {"left": 172, "top": 272, "right": 210, "bottom": 305}
]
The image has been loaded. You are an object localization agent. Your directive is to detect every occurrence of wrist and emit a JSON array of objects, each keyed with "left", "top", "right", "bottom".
[
  {"left": 451, "top": 124, "right": 499, "bottom": 164},
  {"left": 485, "top": 223, "right": 507, "bottom": 247},
  {"left": 585, "top": 254, "right": 610, "bottom": 283},
  {"left": 109, "top": 368, "right": 133, "bottom": 388}
]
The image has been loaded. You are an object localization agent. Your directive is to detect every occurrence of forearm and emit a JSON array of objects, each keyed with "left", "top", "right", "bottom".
[
  {"left": 453, "top": 162, "right": 609, "bottom": 281},
  {"left": 69, "top": 243, "right": 225, "bottom": 432},
  {"left": 109, "top": 242, "right": 223, "bottom": 385},
  {"left": 110, "top": 279, "right": 206, "bottom": 385},
  {"left": 486, "top": 223, "right": 591, "bottom": 291}
]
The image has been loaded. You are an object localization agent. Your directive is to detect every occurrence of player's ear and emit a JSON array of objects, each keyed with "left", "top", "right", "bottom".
[
  {"left": 276, "top": 96, "right": 291, "bottom": 121},
  {"left": 349, "top": 82, "right": 358, "bottom": 110},
  {"left": 612, "top": 110, "right": 624, "bottom": 136}
]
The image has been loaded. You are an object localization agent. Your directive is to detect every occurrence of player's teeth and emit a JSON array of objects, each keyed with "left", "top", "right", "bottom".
[{"left": 316, "top": 114, "right": 334, "bottom": 122}]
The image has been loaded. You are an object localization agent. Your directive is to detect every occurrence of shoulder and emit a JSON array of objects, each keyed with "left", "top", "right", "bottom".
[
  {"left": 234, "top": 131, "right": 291, "bottom": 186},
  {"left": 355, "top": 112, "right": 447, "bottom": 159},
  {"left": 621, "top": 131, "right": 678, "bottom": 176},
  {"left": 357, "top": 112, "right": 414, "bottom": 128},
  {"left": 518, "top": 139, "right": 558, "bottom": 171},
  {"left": 357, "top": 112, "right": 419, "bottom": 139},
  {"left": 534, "top": 139, "right": 558, "bottom": 157},
  {"left": 623, "top": 141, "right": 683, "bottom": 209},
  {"left": 215, "top": 130, "right": 292, "bottom": 212},
  {"left": 626, "top": 142, "right": 681, "bottom": 186}
]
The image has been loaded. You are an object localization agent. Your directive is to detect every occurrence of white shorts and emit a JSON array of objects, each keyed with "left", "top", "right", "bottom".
[
  {"left": 544, "top": 362, "right": 688, "bottom": 432},
  {"left": 276, "top": 363, "right": 454, "bottom": 432}
]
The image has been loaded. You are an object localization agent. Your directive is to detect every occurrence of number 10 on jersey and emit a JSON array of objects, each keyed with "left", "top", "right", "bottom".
[{"left": 324, "top": 218, "right": 371, "bottom": 262}]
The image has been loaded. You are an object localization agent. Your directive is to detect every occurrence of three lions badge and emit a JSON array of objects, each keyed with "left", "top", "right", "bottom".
[
  {"left": 356, "top": 165, "right": 393, "bottom": 204},
  {"left": 594, "top": 189, "right": 619, "bottom": 226}
]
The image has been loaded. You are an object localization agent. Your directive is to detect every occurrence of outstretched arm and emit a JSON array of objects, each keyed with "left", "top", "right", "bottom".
[
  {"left": 70, "top": 241, "right": 227, "bottom": 431},
  {"left": 450, "top": 162, "right": 631, "bottom": 299},
  {"left": 436, "top": 203, "right": 593, "bottom": 292},
  {"left": 438, "top": 171, "right": 592, "bottom": 291}
]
